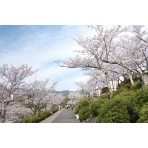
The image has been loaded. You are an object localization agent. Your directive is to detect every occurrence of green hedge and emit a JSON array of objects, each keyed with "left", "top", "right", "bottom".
[
  {"left": 51, "top": 106, "right": 59, "bottom": 113},
  {"left": 79, "top": 106, "right": 90, "bottom": 122},
  {"left": 130, "top": 86, "right": 148, "bottom": 122},
  {"left": 20, "top": 107, "right": 59, "bottom": 123},
  {"left": 96, "top": 86, "right": 148, "bottom": 123},
  {"left": 74, "top": 97, "right": 92, "bottom": 114},
  {"left": 76, "top": 85, "right": 148, "bottom": 123},
  {"left": 137, "top": 104, "right": 148, "bottom": 123},
  {"left": 97, "top": 97, "right": 131, "bottom": 123},
  {"left": 90, "top": 95, "right": 108, "bottom": 118},
  {"left": 74, "top": 97, "right": 93, "bottom": 122}
]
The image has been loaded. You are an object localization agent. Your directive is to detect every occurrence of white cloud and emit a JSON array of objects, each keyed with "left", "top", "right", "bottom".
[{"left": 0, "top": 25, "right": 94, "bottom": 90}]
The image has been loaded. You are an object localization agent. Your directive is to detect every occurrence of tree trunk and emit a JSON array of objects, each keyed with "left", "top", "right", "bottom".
[
  {"left": 141, "top": 73, "right": 148, "bottom": 86},
  {"left": 1, "top": 109, "right": 6, "bottom": 123},
  {"left": 104, "top": 71, "right": 112, "bottom": 99},
  {"left": 1, "top": 101, "right": 6, "bottom": 123},
  {"left": 128, "top": 73, "right": 134, "bottom": 86}
]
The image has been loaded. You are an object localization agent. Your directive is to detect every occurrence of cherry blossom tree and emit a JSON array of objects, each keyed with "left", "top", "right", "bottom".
[
  {"left": 6, "top": 102, "right": 32, "bottom": 122},
  {"left": 59, "top": 26, "right": 128, "bottom": 96},
  {"left": 130, "top": 25, "right": 148, "bottom": 85},
  {"left": 68, "top": 91, "right": 83, "bottom": 105},
  {"left": 98, "top": 25, "right": 148, "bottom": 86},
  {"left": 0, "top": 64, "right": 37, "bottom": 123},
  {"left": 53, "top": 93, "right": 65, "bottom": 106},
  {"left": 60, "top": 25, "right": 148, "bottom": 92},
  {"left": 76, "top": 68, "right": 120, "bottom": 98},
  {"left": 23, "top": 79, "right": 58, "bottom": 115}
]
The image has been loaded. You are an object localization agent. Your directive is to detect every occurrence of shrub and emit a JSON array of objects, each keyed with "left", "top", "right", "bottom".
[
  {"left": 112, "top": 87, "right": 129, "bottom": 98},
  {"left": 74, "top": 97, "right": 93, "bottom": 114},
  {"left": 74, "top": 97, "right": 93, "bottom": 122},
  {"left": 129, "top": 86, "right": 148, "bottom": 122},
  {"left": 79, "top": 97, "right": 93, "bottom": 106},
  {"left": 21, "top": 115, "right": 37, "bottom": 123},
  {"left": 96, "top": 89, "right": 138, "bottom": 123},
  {"left": 37, "top": 111, "right": 52, "bottom": 121},
  {"left": 89, "top": 84, "right": 148, "bottom": 123},
  {"left": 20, "top": 108, "right": 58, "bottom": 123},
  {"left": 131, "top": 86, "right": 148, "bottom": 109},
  {"left": 100, "top": 86, "right": 148, "bottom": 123},
  {"left": 90, "top": 96, "right": 108, "bottom": 117},
  {"left": 137, "top": 104, "right": 148, "bottom": 123},
  {"left": 79, "top": 106, "right": 90, "bottom": 122},
  {"left": 74, "top": 103, "right": 80, "bottom": 114},
  {"left": 51, "top": 106, "right": 59, "bottom": 113},
  {"left": 97, "top": 97, "right": 131, "bottom": 123},
  {"left": 113, "top": 89, "right": 141, "bottom": 123}
]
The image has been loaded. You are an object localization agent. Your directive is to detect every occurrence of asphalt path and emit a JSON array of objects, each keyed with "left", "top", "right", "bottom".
[
  {"left": 52, "top": 108, "right": 80, "bottom": 123},
  {"left": 40, "top": 108, "right": 80, "bottom": 123},
  {"left": 40, "top": 108, "right": 64, "bottom": 123}
]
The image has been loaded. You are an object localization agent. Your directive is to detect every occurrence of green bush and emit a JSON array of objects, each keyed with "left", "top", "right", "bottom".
[
  {"left": 37, "top": 111, "right": 52, "bottom": 121},
  {"left": 96, "top": 89, "right": 138, "bottom": 123},
  {"left": 74, "top": 97, "right": 93, "bottom": 122},
  {"left": 131, "top": 86, "right": 148, "bottom": 110},
  {"left": 51, "top": 106, "right": 59, "bottom": 113},
  {"left": 97, "top": 97, "right": 131, "bottom": 123},
  {"left": 79, "top": 97, "right": 93, "bottom": 106},
  {"left": 78, "top": 82, "right": 147, "bottom": 123},
  {"left": 129, "top": 86, "right": 148, "bottom": 122},
  {"left": 137, "top": 104, "right": 148, "bottom": 123},
  {"left": 74, "top": 97, "right": 92, "bottom": 114},
  {"left": 112, "top": 87, "right": 129, "bottom": 98},
  {"left": 79, "top": 106, "right": 90, "bottom": 122},
  {"left": 90, "top": 96, "right": 108, "bottom": 117},
  {"left": 113, "top": 89, "right": 141, "bottom": 123},
  {"left": 74, "top": 103, "right": 80, "bottom": 114},
  {"left": 20, "top": 108, "right": 58, "bottom": 123},
  {"left": 95, "top": 86, "right": 148, "bottom": 123},
  {"left": 21, "top": 115, "right": 37, "bottom": 123}
]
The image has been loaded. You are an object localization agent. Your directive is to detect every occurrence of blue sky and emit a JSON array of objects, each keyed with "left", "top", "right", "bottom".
[{"left": 0, "top": 25, "right": 94, "bottom": 91}]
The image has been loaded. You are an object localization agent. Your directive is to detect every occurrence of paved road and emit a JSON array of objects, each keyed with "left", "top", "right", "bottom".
[
  {"left": 40, "top": 108, "right": 80, "bottom": 123},
  {"left": 40, "top": 109, "right": 64, "bottom": 123},
  {"left": 52, "top": 108, "right": 80, "bottom": 123}
]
